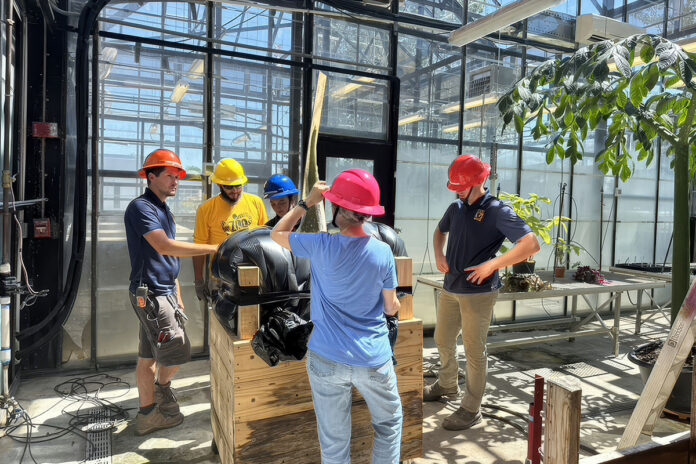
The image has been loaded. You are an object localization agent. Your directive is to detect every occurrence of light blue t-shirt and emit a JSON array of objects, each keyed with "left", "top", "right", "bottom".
[{"left": 289, "top": 232, "right": 397, "bottom": 368}]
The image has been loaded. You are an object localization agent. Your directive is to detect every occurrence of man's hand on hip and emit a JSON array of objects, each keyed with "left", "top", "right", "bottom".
[{"left": 464, "top": 260, "right": 497, "bottom": 285}]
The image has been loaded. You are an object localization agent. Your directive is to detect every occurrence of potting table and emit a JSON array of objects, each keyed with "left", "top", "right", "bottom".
[
  {"left": 417, "top": 271, "right": 666, "bottom": 356},
  {"left": 609, "top": 266, "right": 675, "bottom": 334}
]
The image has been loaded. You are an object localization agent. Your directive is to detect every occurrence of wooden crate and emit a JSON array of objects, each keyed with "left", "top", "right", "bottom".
[{"left": 210, "top": 258, "right": 422, "bottom": 463}]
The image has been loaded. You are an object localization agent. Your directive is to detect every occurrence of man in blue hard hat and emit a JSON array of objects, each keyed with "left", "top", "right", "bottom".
[{"left": 263, "top": 174, "right": 301, "bottom": 229}]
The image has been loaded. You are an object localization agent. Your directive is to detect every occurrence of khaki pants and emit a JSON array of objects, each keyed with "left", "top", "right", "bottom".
[{"left": 434, "top": 289, "right": 498, "bottom": 413}]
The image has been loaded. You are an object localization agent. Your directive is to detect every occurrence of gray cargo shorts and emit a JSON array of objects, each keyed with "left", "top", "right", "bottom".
[{"left": 129, "top": 292, "right": 191, "bottom": 367}]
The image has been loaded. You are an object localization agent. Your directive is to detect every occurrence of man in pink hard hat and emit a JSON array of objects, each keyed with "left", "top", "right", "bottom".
[
  {"left": 271, "top": 170, "right": 403, "bottom": 463},
  {"left": 426, "top": 155, "right": 540, "bottom": 431}
]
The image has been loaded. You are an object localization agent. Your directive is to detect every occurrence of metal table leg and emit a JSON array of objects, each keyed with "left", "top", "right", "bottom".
[
  {"left": 635, "top": 289, "right": 643, "bottom": 335},
  {"left": 613, "top": 292, "right": 622, "bottom": 356}
]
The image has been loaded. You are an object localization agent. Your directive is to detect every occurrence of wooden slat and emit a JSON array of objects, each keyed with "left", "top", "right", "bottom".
[
  {"left": 544, "top": 375, "right": 581, "bottom": 464},
  {"left": 236, "top": 304, "right": 260, "bottom": 340},
  {"left": 398, "top": 294, "right": 413, "bottom": 321},
  {"left": 619, "top": 278, "right": 696, "bottom": 449},
  {"left": 581, "top": 432, "right": 688, "bottom": 464},
  {"left": 233, "top": 391, "right": 422, "bottom": 464},
  {"left": 395, "top": 257, "right": 412, "bottom": 287},
  {"left": 211, "top": 404, "right": 234, "bottom": 464},
  {"left": 238, "top": 266, "right": 260, "bottom": 287},
  {"left": 209, "top": 310, "right": 424, "bottom": 463}
]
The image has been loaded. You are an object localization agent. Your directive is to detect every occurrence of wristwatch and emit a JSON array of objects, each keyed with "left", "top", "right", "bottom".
[{"left": 298, "top": 199, "right": 310, "bottom": 211}]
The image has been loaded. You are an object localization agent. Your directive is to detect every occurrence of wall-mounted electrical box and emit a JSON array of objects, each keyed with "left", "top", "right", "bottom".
[{"left": 33, "top": 219, "right": 51, "bottom": 239}]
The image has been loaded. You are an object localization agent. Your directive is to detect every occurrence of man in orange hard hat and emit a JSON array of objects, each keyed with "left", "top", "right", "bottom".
[
  {"left": 192, "top": 159, "right": 269, "bottom": 301},
  {"left": 271, "top": 170, "right": 403, "bottom": 463},
  {"left": 425, "top": 154, "right": 540, "bottom": 431},
  {"left": 125, "top": 149, "right": 219, "bottom": 436}
]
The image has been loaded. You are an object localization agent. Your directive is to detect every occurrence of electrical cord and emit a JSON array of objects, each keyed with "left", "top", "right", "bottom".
[{"left": 0, "top": 374, "right": 132, "bottom": 463}]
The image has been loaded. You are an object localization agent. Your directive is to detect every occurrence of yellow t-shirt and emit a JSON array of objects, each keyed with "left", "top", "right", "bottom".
[{"left": 194, "top": 193, "right": 269, "bottom": 245}]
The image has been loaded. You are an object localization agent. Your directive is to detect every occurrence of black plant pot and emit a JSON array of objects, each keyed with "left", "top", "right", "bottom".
[
  {"left": 627, "top": 341, "right": 692, "bottom": 415},
  {"left": 512, "top": 260, "right": 535, "bottom": 274}
]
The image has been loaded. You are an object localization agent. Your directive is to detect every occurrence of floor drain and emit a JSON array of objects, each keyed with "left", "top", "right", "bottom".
[{"left": 85, "top": 409, "right": 112, "bottom": 464}]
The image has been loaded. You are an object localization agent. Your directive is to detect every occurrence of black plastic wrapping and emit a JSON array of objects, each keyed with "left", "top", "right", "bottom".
[
  {"left": 363, "top": 222, "right": 408, "bottom": 257},
  {"left": 211, "top": 228, "right": 310, "bottom": 297},
  {"left": 251, "top": 308, "right": 314, "bottom": 367}
]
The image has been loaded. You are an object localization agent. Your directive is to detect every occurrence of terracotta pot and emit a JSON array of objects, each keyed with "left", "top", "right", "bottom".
[{"left": 554, "top": 266, "right": 566, "bottom": 278}]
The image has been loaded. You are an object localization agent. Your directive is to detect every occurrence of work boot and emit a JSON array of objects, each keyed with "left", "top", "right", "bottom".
[
  {"left": 134, "top": 407, "right": 184, "bottom": 436},
  {"left": 423, "top": 381, "right": 459, "bottom": 402},
  {"left": 155, "top": 382, "right": 180, "bottom": 415},
  {"left": 442, "top": 407, "right": 482, "bottom": 431}
]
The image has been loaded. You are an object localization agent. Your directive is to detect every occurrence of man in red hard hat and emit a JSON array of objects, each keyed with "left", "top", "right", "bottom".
[
  {"left": 271, "top": 170, "right": 403, "bottom": 463},
  {"left": 425, "top": 154, "right": 540, "bottom": 431},
  {"left": 125, "top": 149, "right": 219, "bottom": 435}
]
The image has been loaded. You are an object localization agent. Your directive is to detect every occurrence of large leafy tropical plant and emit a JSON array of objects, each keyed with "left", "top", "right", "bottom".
[{"left": 498, "top": 34, "right": 696, "bottom": 322}]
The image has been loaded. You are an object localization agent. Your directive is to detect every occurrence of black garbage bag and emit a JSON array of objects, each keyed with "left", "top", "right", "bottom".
[
  {"left": 252, "top": 308, "right": 314, "bottom": 367},
  {"left": 211, "top": 228, "right": 311, "bottom": 302},
  {"left": 363, "top": 221, "right": 408, "bottom": 257}
]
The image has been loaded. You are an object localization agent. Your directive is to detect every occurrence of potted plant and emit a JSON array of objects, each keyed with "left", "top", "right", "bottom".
[
  {"left": 498, "top": 192, "right": 573, "bottom": 274},
  {"left": 553, "top": 237, "right": 582, "bottom": 278}
]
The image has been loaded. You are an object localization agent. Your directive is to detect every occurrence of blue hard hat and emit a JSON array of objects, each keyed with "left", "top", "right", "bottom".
[{"left": 263, "top": 174, "right": 299, "bottom": 199}]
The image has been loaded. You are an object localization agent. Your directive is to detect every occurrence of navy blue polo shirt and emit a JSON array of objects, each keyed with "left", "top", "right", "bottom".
[
  {"left": 438, "top": 191, "right": 531, "bottom": 294},
  {"left": 124, "top": 188, "right": 180, "bottom": 296}
]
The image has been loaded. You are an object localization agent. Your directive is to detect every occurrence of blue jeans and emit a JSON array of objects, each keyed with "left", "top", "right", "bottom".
[{"left": 307, "top": 350, "right": 403, "bottom": 464}]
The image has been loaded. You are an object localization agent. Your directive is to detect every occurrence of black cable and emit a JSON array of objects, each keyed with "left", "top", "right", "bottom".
[{"left": 0, "top": 374, "right": 132, "bottom": 463}]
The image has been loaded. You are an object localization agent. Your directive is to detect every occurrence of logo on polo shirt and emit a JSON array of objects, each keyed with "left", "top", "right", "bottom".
[{"left": 474, "top": 209, "right": 485, "bottom": 222}]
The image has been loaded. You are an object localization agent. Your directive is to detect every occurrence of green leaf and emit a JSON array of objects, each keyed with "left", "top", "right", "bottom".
[
  {"left": 612, "top": 45, "right": 632, "bottom": 78},
  {"left": 639, "top": 43, "right": 655, "bottom": 64},
  {"left": 629, "top": 74, "right": 643, "bottom": 108},
  {"left": 518, "top": 85, "right": 532, "bottom": 101},
  {"left": 643, "top": 64, "right": 659, "bottom": 92},
  {"left": 616, "top": 91, "right": 628, "bottom": 109},
  {"left": 656, "top": 41, "right": 680, "bottom": 70},
  {"left": 655, "top": 96, "right": 672, "bottom": 115},
  {"left": 546, "top": 146, "right": 555, "bottom": 164},
  {"left": 592, "top": 61, "right": 610, "bottom": 81},
  {"left": 665, "top": 73, "right": 683, "bottom": 88},
  {"left": 564, "top": 111, "right": 575, "bottom": 128},
  {"left": 514, "top": 114, "right": 524, "bottom": 134},
  {"left": 620, "top": 162, "right": 633, "bottom": 182}
]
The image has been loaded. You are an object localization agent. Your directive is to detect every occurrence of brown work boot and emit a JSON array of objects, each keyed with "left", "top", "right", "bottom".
[
  {"left": 134, "top": 407, "right": 184, "bottom": 436},
  {"left": 442, "top": 407, "right": 482, "bottom": 431},
  {"left": 423, "top": 381, "right": 459, "bottom": 402},
  {"left": 155, "top": 382, "right": 180, "bottom": 415}
]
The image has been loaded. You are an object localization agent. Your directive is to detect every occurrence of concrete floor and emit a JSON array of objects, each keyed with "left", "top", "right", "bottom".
[{"left": 0, "top": 311, "right": 689, "bottom": 464}]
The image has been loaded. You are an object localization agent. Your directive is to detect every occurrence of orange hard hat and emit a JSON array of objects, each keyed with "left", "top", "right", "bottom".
[
  {"left": 447, "top": 155, "right": 491, "bottom": 193},
  {"left": 138, "top": 149, "right": 186, "bottom": 179},
  {"left": 323, "top": 169, "right": 385, "bottom": 216}
]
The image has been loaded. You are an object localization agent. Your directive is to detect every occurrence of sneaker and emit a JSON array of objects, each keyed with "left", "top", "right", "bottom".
[
  {"left": 423, "top": 381, "right": 459, "bottom": 402},
  {"left": 134, "top": 407, "right": 184, "bottom": 436},
  {"left": 155, "top": 383, "right": 180, "bottom": 415},
  {"left": 442, "top": 407, "right": 482, "bottom": 431}
]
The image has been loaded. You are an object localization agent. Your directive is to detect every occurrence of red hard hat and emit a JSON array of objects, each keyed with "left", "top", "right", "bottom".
[
  {"left": 323, "top": 169, "right": 385, "bottom": 216},
  {"left": 447, "top": 155, "right": 491, "bottom": 193},
  {"left": 138, "top": 149, "right": 187, "bottom": 179}
]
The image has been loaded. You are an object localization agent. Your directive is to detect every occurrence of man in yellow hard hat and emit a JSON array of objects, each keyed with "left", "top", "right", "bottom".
[{"left": 193, "top": 159, "right": 269, "bottom": 300}]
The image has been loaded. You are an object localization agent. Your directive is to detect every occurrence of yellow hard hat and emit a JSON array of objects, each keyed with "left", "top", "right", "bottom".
[{"left": 210, "top": 159, "right": 248, "bottom": 186}]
